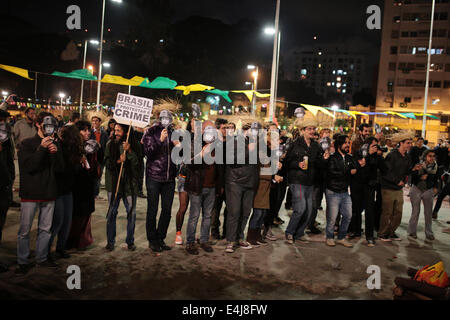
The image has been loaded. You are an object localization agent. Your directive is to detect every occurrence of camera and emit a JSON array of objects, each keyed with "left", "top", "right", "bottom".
[{"left": 376, "top": 144, "right": 388, "bottom": 153}]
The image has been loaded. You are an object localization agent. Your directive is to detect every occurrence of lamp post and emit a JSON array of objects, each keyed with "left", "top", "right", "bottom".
[
  {"left": 421, "top": 0, "right": 436, "bottom": 139},
  {"left": 264, "top": 26, "right": 281, "bottom": 122},
  {"left": 247, "top": 65, "right": 258, "bottom": 116},
  {"left": 96, "top": 0, "right": 123, "bottom": 109},
  {"left": 80, "top": 40, "right": 99, "bottom": 115},
  {"left": 268, "top": 0, "right": 280, "bottom": 122},
  {"left": 59, "top": 92, "right": 66, "bottom": 115}
]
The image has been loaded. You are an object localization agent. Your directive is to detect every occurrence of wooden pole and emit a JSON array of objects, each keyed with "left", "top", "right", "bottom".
[{"left": 113, "top": 122, "right": 132, "bottom": 199}]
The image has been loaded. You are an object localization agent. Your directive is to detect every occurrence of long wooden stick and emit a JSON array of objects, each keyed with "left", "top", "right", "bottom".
[{"left": 114, "top": 122, "right": 132, "bottom": 199}]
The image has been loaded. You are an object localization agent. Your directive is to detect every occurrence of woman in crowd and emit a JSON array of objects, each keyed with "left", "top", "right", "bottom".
[
  {"left": 48, "top": 124, "right": 83, "bottom": 259},
  {"left": 66, "top": 120, "right": 102, "bottom": 250},
  {"left": 407, "top": 149, "right": 439, "bottom": 241}
]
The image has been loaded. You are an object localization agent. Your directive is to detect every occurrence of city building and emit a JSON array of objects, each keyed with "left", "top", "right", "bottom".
[
  {"left": 291, "top": 44, "right": 367, "bottom": 103},
  {"left": 375, "top": 0, "right": 450, "bottom": 141}
]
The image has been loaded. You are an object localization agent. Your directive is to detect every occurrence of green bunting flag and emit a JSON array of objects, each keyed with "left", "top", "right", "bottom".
[{"left": 51, "top": 69, "right": 98, "bottom": 81}]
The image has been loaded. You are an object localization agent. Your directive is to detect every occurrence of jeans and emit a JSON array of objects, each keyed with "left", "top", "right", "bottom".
[
  {"left": 225, "top": 182, "right": 254, "bottom": 243},
  {"left": 48, "top": 193, "right": 73, "bottom": 252},
  {"left": 408, "top": 185, "right": 434, "bottom": 237},
  {"left": 325, "top": 189, "right": 352, "bottom": 240},
  {"left": 17, "top": 201, "right": 55, "bottom": 264},
  {"left": 266, "top": 181, "right": 287, "bottom": 227},
  {"left": 186, "top": 188, "right": 215, "bottom": 244},
  {"left": 210, "top": 191, "right": 227, "bottom": 238},
  {"left": 379, "top": 189, "right": 403, "bottom": 237},
  {"left": 249, "top": 208, "right": 268, "bottom": 229},
  {"left": 285, "top": 184, "right": 313, "bottom": 239},
  {"left": 107, "top": 192, "right": 137, "bottom": 245},
  {"left": 146, "top": 178, "right": 175, "bottom": 245}
]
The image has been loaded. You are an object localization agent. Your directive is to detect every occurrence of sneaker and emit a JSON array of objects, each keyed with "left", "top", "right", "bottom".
[
  {"left": 285, "top": 234, "right": 294, "bottom": 245},
  {"left": 336, "top": 239, "right": 353, "bottom": 248},
  {"left": 105, "top": 243, "right": 114, "bottom": 251},
  {"left": 186, "top": 243, "right": 199, "bottom": 255},
  {"left": 175, "top": 231, "right": 183, "bottom": 245},
  {"left": 257, "top": 237, "right": 268, "bottom": 246},
  {"left": 225, "top": 243, "right": 235, "bottom": 253},
  {"left": 273, "top": 218, "right": 282, "bottom": 225},
  {"left": 265, "top": 229, "right": 277, "bottom": 241},
  {"left": 128, "top": 244, "right": 137, "bottom": 251},
  {"left": 200, "top": 242, "right": 214, "bottom": 253},
  {"left": 367, "top": 239, "right": 376, "bottom": 247},
  {"left": 408, "top": 233, "right": 418, "bottom": 240},
  {"left": 432, "top": 212, "right": 437, "bottom": 220},
  {"left": 379, "top": 236, "right": 392, "bottom": 242},
  {"left": 37, "top": 260, "right": 58, "bottom": 268},
  {"left": 298, "top": 235, "right": 310, "bottom": 243},
  {"left": 149, "top": 242, "right": 162, "bottom": 253},
  {"left": 15, "top": 264, "right": 31, "bottom": 275},
  {"left": 326, "top": 239, "right": 336, "bottom": 247},
  {"left": 275, "top": 217, "right": 285, "bottom": 224},
  {"left": 55, "top": 250, "right": 71, "bottom": 259},
  {"left": 425, "top": 235, "right": 435, "bottom": 241},
  {"left": 348, "top": 233, "right": 361, "bottom": 240},
  {"left": 239, "top": 240, "right": 253, "bottom": 250},
  {"left": 390, "top": 233, "right": 402, "bottom": 241},
  {"left": 318, "top": 206, "right": 323, "bottom": 210},
  {"left": 159, "top": 241, "right": 171, "bottom": 251},
  {"left": 137, "top": 192, "right": 147, "bottom": 199}
]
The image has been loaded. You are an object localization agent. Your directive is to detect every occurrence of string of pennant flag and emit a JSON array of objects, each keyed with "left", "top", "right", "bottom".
[{"left": 0, "top": 63, "right": 440, "bottom": 120}]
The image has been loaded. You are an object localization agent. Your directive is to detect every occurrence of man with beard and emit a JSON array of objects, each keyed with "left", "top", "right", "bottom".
[
  {"left": 284, "top": 119, "right": 328, "bottom": 245},
  {"left": 379, "top": 131, "right": 417, "bottom": 242},
  {"left": 323, "top": 135, "right": 356, "bottom": 248},
  {"left": 104, "top": 123, "right": 140, "bottom": 251},
  {"left": 351, "top": 123, "right": 371, "bottom": 156},
  {"left": 13, "top": 107, "right": 36, "bottom": 150}
]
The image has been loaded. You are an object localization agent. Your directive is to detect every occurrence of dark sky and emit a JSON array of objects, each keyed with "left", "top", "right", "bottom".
[{"left": 7, "top": 0, "right": 384, "bottom": 50}]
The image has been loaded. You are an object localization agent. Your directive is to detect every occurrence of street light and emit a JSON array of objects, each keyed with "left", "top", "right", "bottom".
[
  {"left": 264, "top": 24, "right": 281, "bottom": 122},
  {"left": 103, "top": 62, "right": 111, "bottom": 68},
  {"left": 96, "top": 0, "right": 123, "bottom": 108},
  {"left": 264, "top": 27, "right": 276, "bottom": 35},
  {"left": 59, "top": 92, "right": 66, "bottom": 111},
  {"left": 247, "top": 65, "right": 259, "bottom": 116},
  {"left": 80, "top": 39, "right": 100, "bottom": 114}
]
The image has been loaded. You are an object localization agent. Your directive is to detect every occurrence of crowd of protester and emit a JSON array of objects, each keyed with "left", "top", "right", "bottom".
[{"left": 0, "top": 104, "right": 449, "bottom": 275}]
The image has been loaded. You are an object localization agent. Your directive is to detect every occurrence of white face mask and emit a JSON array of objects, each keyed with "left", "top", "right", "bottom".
[
  {"left": 160, "top": 117, "right": 171, "bottom": 127},
  {"left": 203, "top": 127, "right": 216, "bottom": 143},
  {"left": 44, "top": 125, "right": 56, "bottom": 136}
]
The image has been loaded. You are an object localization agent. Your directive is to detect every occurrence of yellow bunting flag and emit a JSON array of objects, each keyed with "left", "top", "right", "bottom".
[
  {"left": 0, "top": 64, "right": 33, "bottom": 80},
  {"left": 301, "top": 104, "right": 335, "bottom": 118},
  {"left": 174, "top": 84, "right": 215, "bottom": 95},
  {"left": 101, "top": 74, "right": 145, "bottom": 86}
]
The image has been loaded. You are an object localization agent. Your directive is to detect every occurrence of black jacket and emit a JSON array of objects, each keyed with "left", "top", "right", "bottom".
[
  {"left": 409, "top": 146, "right": 427, "bottom": 165},
  {"left": 380, "top": 148, "right": 413, "bottom": 190},
  {"left": 351, "top": 153, "right": 384, "bottom": 188},
  {"left": 225, "top": 135, "right": 259, "bottom": 189},
  {"left": 0, "top": 139, "right": 14, "bottom": 191},
  {"left": 18, "top": 134, "right": 65, "bottom": 200},
  {"left": 284, "top": 136, "right": 323, "bottom": 186},
  {"left": 411, "top": 163, "right": 439, "bottom": 190},
  {"left": 324, "top": 152, "right": 355, "bottom": 193}
]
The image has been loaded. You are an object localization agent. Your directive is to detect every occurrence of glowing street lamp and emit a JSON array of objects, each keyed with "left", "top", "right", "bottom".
[
  {"left": 247, "top": 65, "right": 259, "bottom": 116},
  {"left": 103, "top": 62, "right": 111, "bottom": 68},
  {"left": 80, "top": 39, "right": 100, "bottom": 114},
  {"left": 59, "top": 92, "right": 66, "bottom": 110},
  {"left": 264, "top": 27, "right": 276, "bottom": 35}
]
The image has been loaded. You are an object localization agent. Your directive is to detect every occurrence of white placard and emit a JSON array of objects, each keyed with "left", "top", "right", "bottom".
[{"left": 114, "top": 93, "right": 153, "bottom": 128}]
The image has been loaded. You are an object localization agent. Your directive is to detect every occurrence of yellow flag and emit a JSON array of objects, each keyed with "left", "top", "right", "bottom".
[
  {"left": 301, "top": 104, "right": 335, "bottom": 118},
  {"left": 101, "top": 74, "right": 145, "bottom": 86},
  {"left": 0, "top": 64, "right": 33, "bottom": 80},
  {"left": 174, "top": 84, "right": 214, "bottom": 95}
]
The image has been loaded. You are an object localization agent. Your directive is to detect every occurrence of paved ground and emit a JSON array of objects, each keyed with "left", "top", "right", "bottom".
[{"left": 0, "top": 163, "right": 449, "bottom": 299}]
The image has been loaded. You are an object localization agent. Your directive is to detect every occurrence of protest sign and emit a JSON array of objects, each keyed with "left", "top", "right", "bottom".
[{"left": 114, "top": 93, "right": 153, "bottom": 128}]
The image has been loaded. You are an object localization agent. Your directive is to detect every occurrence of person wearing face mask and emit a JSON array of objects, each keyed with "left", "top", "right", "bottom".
[
  {"left": 184, "top": 121, "right": 224, "bottom": 254},
  {"left": 142, "top": 102, "right": 181, "bottom": 253},
  {"left": 223, "top": 122, "right": 260, "bottom": 253},
  {"left": 66, "top": 121, "right": 102, "bottom": 251},
  {"left": 0, "top": 110, "right": 14, "bottom": 245},
  {"left": 16, "top": 112, "right": 64, "bottom": 275},
  {"left": 407, "top": 149, "right": 439, "bottom": 241}
]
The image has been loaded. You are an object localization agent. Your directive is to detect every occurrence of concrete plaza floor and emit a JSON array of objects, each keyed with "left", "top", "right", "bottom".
[{"left": 0, "top": 168, "right": 449, "bottom": 299}]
